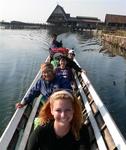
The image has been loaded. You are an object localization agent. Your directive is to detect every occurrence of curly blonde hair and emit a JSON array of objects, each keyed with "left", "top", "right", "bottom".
[{"left": 38, "top": 90, "right": 84, "bottom": 139}]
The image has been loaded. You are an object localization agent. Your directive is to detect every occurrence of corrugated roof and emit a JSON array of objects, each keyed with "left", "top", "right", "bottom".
[
  {"left": 68, "top": 17, "right": 100, "bottom": 23},
  {"left": 80, "top": 19, "right": 100, "bottom": 23},
  {"left": 76, "top": 16, "right": 99, "bottom": 20},
  {"left": 105, "top": 14, "right": 126, "bottom": 24}
]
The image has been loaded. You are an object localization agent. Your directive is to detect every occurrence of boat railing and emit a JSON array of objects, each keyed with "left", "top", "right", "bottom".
[
  {"left": 75, "top": 73, "right": 107, "bottom": 150},
  {"left": 0, "top": 69, "right": 42, "bottom": 149},
  {"left": 74, "top": 58, "right": 126, "bottom": 149},
  {"left": 0, "top": 57, "right": 50, "bottom": 150},
  {"left": 17, "top": 95, "right": 42, "bottom": 150}
]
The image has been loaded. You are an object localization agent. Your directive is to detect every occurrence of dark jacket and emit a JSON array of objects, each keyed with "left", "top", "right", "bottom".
[
  {"left": 51, "top": 39, "right": 62, "bottom": 48},
  {"left": 64, "top": 57, "right": 82, "bottom": 73}
]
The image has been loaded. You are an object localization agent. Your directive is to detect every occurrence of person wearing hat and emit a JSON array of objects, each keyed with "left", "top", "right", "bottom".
[
  {"left": 57, "top": 52, "right": 83, "bottom": 73},
  {"left": 64, "top": 49, "right": 86, "bottom": 74},
  {"left": 16, "top": 62, "right": 72, "bottom": 108},
  {"left": 68, "top": 49, "right": 75, "bottom": 60}
]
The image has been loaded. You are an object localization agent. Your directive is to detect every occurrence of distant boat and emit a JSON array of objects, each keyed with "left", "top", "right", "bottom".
[{"left": 0, "top": 54, "right": 126, "bottom": 150}]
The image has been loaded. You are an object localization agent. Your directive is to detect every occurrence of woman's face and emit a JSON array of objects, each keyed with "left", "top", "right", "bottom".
[
  {"left": 42, "top": 68, "right": 54, "bottom": 81},
  {"left": 51, "top": 99, "right": 74, "bottom": 126}
]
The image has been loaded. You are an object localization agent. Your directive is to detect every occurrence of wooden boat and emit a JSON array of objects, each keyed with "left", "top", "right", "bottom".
[{"left": 0, "top": 56, "right": 126, "bottom": 150}]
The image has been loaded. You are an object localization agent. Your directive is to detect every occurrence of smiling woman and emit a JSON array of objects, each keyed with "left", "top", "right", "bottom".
[
  {"left": 27, "top": 90, "right": 90, "bottom": 150},
  {"left": 41, "top": 62, "right": 54, "bottom": 80}
]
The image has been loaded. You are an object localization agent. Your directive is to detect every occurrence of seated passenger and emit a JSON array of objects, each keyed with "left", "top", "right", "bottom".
[
  {"left": 51, "top": 57, "right": 59, "bottom": 69},
  {"left": 68, "top": 49, "right": 75, "bottom": 60},
  {"left": 49, "top": 33, "right": 63, "bottom": 61},
  {"left": 50, "top": 48, "right": 68, "bottom": 68},
  {"left": 16, "top": 62, "right": 72, "bottom": 109},
  {"left": 65, "top": 49, "right": 86, "bottom": 74},
  {"left": 50, "top": 53, "right": 62, "bottom": 69},
  {"left": 27, "top": 90, "right": 90, "bottom": 150},
  {"left": 51, "top": 33, "right": 62, "bottom": 48},
  {"left": 55, "top": 56, "right": 76, "bottom": 88}
]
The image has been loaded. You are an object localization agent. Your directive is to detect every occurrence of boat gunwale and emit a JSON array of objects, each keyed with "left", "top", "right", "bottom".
[
  {"left": 0, "top": 57, "right": 49, "bottom": 149},
  {"left": 74, "top": 59, "right": 126, "bottom": 149},
  {"left": 75, "top": 73, "right": 107, "bottom": 150}
]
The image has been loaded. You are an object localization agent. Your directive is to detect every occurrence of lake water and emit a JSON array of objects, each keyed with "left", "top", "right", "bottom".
[{"left": 0, "top": 29, "right": 126, "bottom": 139}]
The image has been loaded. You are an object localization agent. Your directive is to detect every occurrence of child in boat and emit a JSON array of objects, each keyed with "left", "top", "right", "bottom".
[
  {"left": 27, "top": 90, "right": 90, "bottom": 150},
  {"left": 55, "top": 56, "right": 76, "bottom": 89},
  {"left": 16, "top": 62, "right": 72, "bottom": 108}
]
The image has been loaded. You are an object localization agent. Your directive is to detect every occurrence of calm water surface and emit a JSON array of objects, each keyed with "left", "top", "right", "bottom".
[
  {"left": 0, "top": 29, "right": 50, "bottom": 135},
  {"left": 0, "top": 29, "right": 126, "bottom": 139}
]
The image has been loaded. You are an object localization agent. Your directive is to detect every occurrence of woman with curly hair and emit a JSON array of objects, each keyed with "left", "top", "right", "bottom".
[{"left": 27, "top": 90, "right": 90, "bottom": 150}]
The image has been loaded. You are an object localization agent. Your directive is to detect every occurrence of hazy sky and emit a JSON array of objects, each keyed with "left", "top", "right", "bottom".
[{"left": 0, "top": 0, "right": 125, "bottom": 23}]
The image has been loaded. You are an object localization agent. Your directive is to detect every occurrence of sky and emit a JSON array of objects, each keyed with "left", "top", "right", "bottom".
[{"left": 0, "top": 0, "right": 126, "bottom": 23}]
